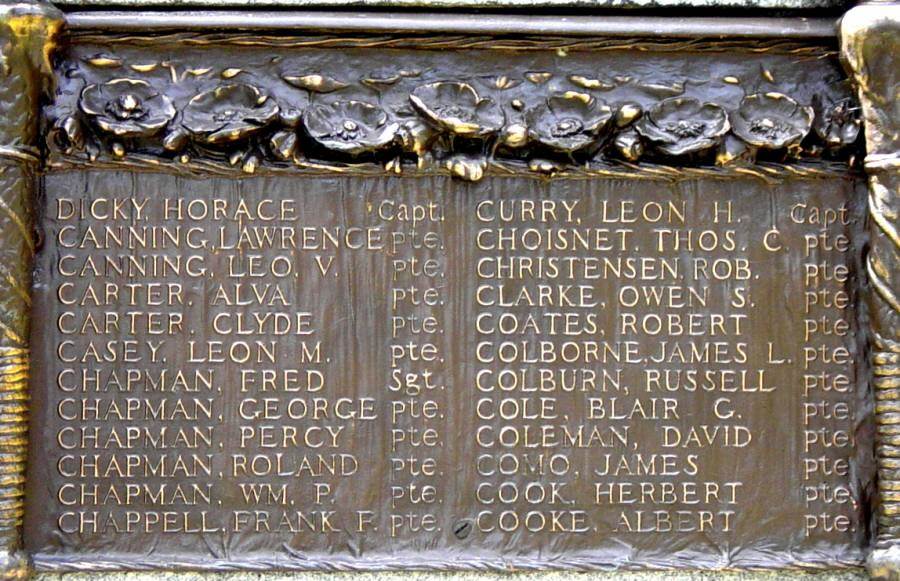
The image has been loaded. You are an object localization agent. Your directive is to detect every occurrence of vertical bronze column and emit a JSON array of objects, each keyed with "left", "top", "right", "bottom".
[
  {"left": 841, "top": 3, "right": 900, "bottom": 579},
  {"left": 0, "top": 0, "right": 60, "bottom": 578}
]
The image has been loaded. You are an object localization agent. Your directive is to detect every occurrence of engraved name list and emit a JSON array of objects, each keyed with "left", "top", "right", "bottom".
[{"left": 24, "top": 171, "right": 870, "bottom": 570}]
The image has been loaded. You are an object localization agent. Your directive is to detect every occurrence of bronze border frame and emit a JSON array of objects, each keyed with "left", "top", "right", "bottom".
[
  {"left": 63, "top": 11, "right": 838, "bottom": 37},
  {"left": 1, "top": 4, "right": 897, "bottom": 578},
  {"left": 841, "top": 4, "right": 900, "bottom": 579}
]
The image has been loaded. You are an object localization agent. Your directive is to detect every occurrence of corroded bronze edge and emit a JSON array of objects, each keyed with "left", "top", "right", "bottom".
[
  {"left": 0, "top": 1, "right": 62, "bottom": 579},
  {"left": 841, "top": 3, "right": 900, "bottom": 580}
]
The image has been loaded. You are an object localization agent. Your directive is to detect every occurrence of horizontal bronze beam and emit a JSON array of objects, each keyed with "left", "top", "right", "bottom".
[{"left": 64, "top": 11, "right": 837, "bottom": 38}]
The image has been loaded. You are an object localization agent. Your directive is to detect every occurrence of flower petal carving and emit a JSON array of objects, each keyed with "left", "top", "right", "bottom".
[
  {"left": 812, "top": 94, "right": 861, "bottom": 149},
  {"left": 730, "top": 92, "right": 813, "bottom": 150},
  {"left": 181, "top": 83, "right": 280, "bottom": 146},
  {"left": 282, "top": 73, "right": 348, "bottom": 93},
  {"left": 525, "top": 93, "right": 613, "bottom": 153},
  {"left": 635, "top": 97, "right": 729, "bottom": 156},
  {"left": 80, "top": 79, "right": 175, "bottom": 138},
  {"left": 304, "top": 100, "right": 400, "bottom": 155},
  {"left": 409, "top": 81, "right": 504, "bottom": 138}
]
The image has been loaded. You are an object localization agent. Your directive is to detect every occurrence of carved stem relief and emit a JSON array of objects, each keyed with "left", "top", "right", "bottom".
[
  {"left": 841, "top": 3, "right": 900, "bottom": 579},
  {"left": 0, "top": 0, "right": 61, "bottom": 578}
]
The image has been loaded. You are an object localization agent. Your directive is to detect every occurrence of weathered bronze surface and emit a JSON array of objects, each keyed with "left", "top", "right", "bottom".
[
  {"left": 0, "top": 1, "right": 63, "bottom": 578},
  {"left": 0, "top": 2, "right": 895, "bottom": 577},
  {"left": 27, "top": 168, "right": 872, "bottom": 571},
  {"left": 840, "top": 4, "right": 900, "bottom": 578}
]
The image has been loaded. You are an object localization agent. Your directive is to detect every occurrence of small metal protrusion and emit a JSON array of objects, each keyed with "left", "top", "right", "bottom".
[{"left": 453, "top": 519, "right": 473, "bottom": 540}]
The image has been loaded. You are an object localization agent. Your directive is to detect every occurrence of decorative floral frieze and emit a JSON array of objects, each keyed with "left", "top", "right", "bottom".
[{"left": 46, "top": 65, "right": 862, "bottom": 182}]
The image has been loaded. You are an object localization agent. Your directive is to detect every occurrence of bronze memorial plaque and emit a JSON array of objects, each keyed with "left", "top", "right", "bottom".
[{"left": 0, "top": 3, "right": 898, "bottom": 577}]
